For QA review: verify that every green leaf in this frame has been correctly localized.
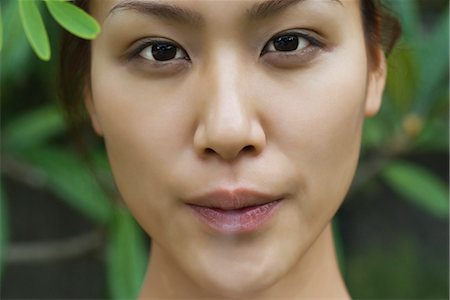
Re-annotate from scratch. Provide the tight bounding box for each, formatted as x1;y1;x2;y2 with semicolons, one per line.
22;146;114;224
382;160;449;219
45;0;100;39
19;0;50;61
107;209;147;299
0;179;9;281
3;105;66;151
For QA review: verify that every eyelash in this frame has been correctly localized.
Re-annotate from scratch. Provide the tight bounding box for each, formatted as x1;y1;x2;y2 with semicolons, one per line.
127;39;190;62
261;31;323;55
127;30;323;65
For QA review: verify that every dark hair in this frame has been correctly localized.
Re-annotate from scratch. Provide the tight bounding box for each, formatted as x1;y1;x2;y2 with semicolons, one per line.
58;0;91;156
58;0;401;151
361;0;402;68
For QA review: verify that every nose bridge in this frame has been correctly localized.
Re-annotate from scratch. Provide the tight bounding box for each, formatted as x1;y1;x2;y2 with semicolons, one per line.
194;46;265;161
206;49;247;133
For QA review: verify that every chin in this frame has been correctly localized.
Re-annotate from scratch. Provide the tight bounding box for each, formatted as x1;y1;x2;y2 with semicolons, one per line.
197;266;280;299
184;234;299;299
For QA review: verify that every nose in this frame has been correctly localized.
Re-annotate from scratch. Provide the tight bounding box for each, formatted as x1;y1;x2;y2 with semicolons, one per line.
193;55;266;162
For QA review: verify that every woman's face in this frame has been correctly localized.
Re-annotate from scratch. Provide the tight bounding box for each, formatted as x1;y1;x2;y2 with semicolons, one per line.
87;0;385;296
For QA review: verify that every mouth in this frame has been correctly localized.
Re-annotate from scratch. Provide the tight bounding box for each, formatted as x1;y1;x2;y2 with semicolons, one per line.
185;188;285;234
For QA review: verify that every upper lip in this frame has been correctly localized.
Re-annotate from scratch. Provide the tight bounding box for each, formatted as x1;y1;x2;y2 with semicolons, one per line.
184;188;284;210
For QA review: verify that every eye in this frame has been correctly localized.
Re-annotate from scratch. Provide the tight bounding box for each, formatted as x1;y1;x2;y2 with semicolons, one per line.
125;38;191;74
139;41;189;62
127;39;190;63
262;31;322;55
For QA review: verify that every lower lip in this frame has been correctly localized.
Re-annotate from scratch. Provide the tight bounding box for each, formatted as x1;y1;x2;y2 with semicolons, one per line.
188;200;282;234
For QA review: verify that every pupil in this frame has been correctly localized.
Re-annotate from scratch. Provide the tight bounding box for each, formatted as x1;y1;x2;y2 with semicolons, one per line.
152;43;177;61
274;35;299;51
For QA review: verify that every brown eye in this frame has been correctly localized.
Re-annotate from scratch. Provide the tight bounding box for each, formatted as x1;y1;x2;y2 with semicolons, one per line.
273;35;303;51
260;31;326;67
264;34;310;53
139;41;188;62
150;43;177;61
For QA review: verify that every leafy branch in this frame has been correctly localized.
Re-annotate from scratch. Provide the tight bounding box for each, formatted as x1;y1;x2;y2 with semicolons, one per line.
0;0;100;60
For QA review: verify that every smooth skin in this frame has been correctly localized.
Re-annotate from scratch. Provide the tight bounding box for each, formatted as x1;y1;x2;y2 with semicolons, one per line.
85;0;386;298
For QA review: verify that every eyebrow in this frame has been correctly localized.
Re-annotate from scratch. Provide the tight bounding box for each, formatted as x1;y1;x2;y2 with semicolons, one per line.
108;0;204;25
247;0;342;20
108;0;343;25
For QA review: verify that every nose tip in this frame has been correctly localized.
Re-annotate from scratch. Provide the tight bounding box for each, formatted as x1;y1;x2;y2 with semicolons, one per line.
194;121;266;162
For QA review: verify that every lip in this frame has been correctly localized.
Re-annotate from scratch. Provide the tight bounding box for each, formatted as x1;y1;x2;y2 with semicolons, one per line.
185;188;285;234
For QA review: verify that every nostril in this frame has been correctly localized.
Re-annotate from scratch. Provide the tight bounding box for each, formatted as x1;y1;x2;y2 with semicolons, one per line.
242;145;255;152
203;145;255;158
205;148;215;155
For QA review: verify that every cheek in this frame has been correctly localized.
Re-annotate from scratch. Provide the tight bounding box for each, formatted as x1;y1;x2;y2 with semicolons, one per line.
262;47;368;224
89;59;196;232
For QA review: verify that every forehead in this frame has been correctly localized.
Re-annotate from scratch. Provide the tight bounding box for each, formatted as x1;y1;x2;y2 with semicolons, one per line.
91;0;358;26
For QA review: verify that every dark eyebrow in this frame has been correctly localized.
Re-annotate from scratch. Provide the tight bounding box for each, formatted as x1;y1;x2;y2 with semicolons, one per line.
108;0;343;25
247;0;343;20
108;1;204;25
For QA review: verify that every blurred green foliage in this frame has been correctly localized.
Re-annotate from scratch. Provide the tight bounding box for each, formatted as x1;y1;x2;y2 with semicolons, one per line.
359;0;449;220
17;0;99;60
0;0;448;299
343;0;449;297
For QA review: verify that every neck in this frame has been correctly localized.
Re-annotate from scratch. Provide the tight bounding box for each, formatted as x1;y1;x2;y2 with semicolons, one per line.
139;223;350;299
